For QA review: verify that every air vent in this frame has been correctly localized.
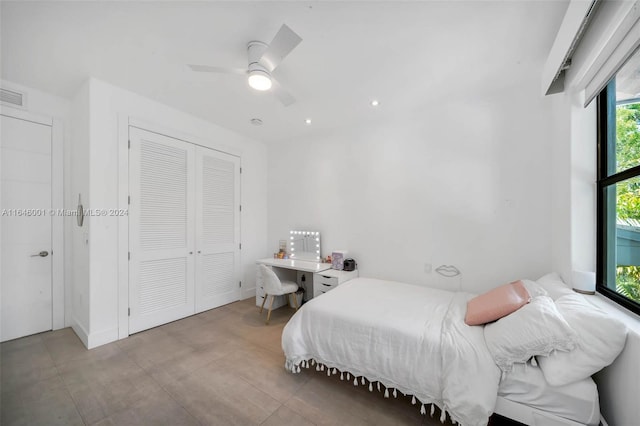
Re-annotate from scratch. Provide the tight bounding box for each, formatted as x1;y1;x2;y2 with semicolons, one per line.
1;88;26;108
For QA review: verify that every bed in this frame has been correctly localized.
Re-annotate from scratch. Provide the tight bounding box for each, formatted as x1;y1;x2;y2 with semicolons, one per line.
281;276;612;426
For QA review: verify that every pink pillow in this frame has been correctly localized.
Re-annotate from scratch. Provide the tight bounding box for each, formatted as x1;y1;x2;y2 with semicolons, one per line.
465;280;531;326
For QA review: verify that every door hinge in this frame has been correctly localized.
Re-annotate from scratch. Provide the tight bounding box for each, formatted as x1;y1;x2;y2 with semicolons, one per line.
239;243;242;250
240;167;242;174
239;281;242;288
128;252;131;260
128;307;130;316
239;205;242;212
128;195;130;205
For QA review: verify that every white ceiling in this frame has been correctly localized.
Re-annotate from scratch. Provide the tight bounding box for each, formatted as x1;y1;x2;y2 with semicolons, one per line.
1;1;569;143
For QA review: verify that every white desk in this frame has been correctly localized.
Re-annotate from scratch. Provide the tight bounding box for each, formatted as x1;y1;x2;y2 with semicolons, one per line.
255;258;332;309
256;258;332;273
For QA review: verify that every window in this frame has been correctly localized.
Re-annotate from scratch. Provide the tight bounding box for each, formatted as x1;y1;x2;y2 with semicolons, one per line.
597;48;640;314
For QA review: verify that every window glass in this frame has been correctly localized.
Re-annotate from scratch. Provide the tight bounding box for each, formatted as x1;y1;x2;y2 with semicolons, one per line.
603;178;640;304
598;47;640;313
612;50;640;173
615;104;640;173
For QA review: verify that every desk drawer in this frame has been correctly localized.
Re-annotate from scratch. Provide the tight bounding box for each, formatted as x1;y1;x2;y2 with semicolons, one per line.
316;274;339;286
316;280;338;291
313;280;337;298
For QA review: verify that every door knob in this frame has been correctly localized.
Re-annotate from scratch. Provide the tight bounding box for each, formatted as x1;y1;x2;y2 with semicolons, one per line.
31;251;49;257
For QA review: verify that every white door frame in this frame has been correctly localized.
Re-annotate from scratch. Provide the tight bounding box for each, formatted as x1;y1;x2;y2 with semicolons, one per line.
117;115;242;339
0;106;64;333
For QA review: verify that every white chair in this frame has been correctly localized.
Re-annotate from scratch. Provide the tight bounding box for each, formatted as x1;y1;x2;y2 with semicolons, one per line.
259;264;299;324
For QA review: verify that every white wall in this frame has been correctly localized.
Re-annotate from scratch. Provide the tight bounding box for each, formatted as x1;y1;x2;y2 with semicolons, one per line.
0;80;70;117
81;78;267;347
549;91;572;281
548;90;598;284
268;72;557;294
68;81;91;344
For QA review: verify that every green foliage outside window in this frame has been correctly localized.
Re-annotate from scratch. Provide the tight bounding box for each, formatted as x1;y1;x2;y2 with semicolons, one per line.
615;103;640;303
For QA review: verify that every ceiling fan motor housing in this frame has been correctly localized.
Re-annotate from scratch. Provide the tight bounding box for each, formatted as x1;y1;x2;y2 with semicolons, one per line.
247;41;269;75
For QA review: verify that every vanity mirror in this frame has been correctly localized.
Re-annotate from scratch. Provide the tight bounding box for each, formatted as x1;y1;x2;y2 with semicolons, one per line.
289;230;321;262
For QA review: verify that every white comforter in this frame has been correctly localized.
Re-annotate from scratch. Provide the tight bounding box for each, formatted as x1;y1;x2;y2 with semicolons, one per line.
282;277;501;426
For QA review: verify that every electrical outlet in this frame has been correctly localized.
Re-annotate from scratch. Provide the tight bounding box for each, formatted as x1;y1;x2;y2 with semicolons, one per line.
424;263;432;273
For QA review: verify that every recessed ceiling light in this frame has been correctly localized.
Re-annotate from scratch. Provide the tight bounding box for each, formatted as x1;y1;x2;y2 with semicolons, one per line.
250;118;263;126
305;118;312;125
370;100;380;107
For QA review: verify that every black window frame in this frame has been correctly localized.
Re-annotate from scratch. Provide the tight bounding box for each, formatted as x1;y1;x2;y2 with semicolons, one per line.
596;79;640;315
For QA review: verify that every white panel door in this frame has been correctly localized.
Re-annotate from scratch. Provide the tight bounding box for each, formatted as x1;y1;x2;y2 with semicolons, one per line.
1;114;52;342
129;127;195;333
195;147;241;313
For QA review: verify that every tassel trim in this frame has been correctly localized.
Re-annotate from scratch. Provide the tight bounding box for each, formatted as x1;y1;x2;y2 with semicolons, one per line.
284;356;449;420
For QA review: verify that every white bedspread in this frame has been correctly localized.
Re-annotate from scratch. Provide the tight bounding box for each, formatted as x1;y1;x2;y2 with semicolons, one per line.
282;277;501;426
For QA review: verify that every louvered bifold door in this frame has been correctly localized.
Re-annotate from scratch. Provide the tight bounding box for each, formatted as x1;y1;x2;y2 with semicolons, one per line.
129;127;196;333
195;146;241;313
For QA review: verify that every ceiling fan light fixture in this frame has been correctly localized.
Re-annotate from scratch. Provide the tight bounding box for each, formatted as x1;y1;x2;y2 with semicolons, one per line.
248;70;272;91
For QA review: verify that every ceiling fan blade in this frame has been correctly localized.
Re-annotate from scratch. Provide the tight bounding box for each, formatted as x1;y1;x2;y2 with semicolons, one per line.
260;24;302;72
272;79;296;107
188;64;246;75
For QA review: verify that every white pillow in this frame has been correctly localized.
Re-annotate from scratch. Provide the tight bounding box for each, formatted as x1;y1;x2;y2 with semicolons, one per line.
537;294;628;386
536;273;575;300
484;296;578;372
521;279;548;298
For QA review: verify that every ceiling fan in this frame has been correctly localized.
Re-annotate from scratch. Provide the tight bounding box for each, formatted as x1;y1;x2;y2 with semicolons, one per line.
188;24;302;106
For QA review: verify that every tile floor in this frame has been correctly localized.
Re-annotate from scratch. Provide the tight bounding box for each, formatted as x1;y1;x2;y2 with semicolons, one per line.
1;299;507;425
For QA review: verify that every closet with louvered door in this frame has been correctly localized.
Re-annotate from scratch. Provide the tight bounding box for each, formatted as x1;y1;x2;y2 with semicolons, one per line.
195;147;241;313
128;127;240;334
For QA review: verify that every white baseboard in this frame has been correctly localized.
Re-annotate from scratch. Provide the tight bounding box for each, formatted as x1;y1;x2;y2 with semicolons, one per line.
70;317;118;349
87;326;119;349
71;316;89;348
